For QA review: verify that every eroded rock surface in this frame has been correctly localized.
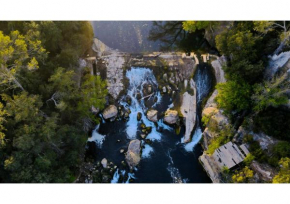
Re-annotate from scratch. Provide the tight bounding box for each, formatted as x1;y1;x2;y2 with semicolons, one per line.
181;79;196;143
164;110;178;125
211;56;226;84
102;105;118;120
125;139;141;168
146;109;158;122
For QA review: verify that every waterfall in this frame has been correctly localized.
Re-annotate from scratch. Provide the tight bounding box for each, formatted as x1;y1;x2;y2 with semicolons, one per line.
87;124;106;147
121;67;172;141
183;65;212;152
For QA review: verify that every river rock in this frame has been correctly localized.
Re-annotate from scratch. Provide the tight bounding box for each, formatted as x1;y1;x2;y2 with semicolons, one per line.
102;105;118;120
163;73;168;82
101;158;108;168
164;110;178;125
147;84;152;94
137;112;142;121
125;139;141;168
120;149;125;153
140;134;147;139
147;109;158;122
162;86;167;93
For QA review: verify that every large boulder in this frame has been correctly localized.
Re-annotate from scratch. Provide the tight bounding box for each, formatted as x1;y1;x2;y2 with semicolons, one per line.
147;109;158;122
125;139;141;168
164;110;178;125
102;105;118;120
202;107;218;118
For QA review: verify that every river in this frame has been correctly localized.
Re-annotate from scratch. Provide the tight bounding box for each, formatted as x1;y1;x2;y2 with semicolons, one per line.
86;21;213;183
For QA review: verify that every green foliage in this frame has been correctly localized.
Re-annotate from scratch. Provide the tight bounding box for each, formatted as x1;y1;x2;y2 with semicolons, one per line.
273;157;290;183
78;74;108;122
243;134;268;163
0;21;99;183
215;25;265;83
252;72;290;112
216;80;252;114
0;102;8;148
201;113;212;126
244;153;255;166
207;125;234;155
0;29;47;90
232;166;254;183
182;21;212;33
268;142;290;167
1;92;86;182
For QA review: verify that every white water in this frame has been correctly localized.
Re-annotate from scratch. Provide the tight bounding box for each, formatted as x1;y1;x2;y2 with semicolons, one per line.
195;68;210;103
166;150;188;183
111;169;120;183
181;67;210;152
183;126;202;152
87;124;106;147
122;68;171;141
142;144;154;159
99;113;106;124
125;173;136;183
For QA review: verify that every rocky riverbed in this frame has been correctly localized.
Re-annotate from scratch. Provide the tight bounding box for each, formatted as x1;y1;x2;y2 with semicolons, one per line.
80;38;219;183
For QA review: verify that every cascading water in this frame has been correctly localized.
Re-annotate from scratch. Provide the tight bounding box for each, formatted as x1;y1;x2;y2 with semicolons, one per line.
87;66;212;183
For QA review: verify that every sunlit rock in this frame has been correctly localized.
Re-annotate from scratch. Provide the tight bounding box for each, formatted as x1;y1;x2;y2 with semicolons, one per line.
102;105;118;120
125;139;141;169
164;110;178;125
146;109;158;122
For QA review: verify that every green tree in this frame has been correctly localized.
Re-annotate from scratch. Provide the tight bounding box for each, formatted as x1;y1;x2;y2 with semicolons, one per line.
273;157;290;183
216;80;252;114
78;74;108;123
2;92;86;182
0;29;47;91
215;29;264;83
0;102;8;147
182;21;214;33
254;21;290;55
252;72;289;112
232;166;254;183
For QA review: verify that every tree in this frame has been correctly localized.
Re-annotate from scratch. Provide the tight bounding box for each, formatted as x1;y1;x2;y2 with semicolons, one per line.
0;29;47;91
78;74;108;123
182;21;213;33
254;21;290;55
273;157;290;183
232;166;254;183
2;92;86;182
0;102;8;148
216;80;252;114
252;71;289;112
215;29;264;83
47;67;79;112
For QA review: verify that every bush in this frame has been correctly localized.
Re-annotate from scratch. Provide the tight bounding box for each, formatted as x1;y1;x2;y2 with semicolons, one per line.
207;125;234;155
216;80;252;115
244;153;255;166
232;166;254;183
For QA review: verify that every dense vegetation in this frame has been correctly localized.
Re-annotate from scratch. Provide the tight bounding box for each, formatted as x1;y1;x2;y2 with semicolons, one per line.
183;21;290;183
0;21;107;182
